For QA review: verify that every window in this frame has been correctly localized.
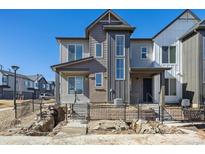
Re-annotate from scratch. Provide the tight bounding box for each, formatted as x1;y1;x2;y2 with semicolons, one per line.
115;35;125;80
141;47;148;59
2;76;7;85
95;43;103;58
165;78;176;96
116;58;125;80
46;84;50;90
68;44;83;62
42;84;46;89
35;82;38;88
68;76;83;94
162;46;176;64
95;73;103;87
116;35;125;56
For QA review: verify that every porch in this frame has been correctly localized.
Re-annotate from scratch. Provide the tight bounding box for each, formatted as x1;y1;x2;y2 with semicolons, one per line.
130;67;171;105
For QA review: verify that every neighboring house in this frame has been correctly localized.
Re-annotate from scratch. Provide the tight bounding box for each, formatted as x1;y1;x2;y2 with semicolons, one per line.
47;81;55;96
51;9;202;108
0;69;34;99
27;74;48;99
180;20;205;108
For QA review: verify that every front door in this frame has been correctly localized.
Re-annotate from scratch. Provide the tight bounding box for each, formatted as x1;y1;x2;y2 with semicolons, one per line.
143;78;152;102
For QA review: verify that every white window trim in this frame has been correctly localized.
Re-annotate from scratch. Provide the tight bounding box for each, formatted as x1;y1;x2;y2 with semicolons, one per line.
67;76;84;94
165;78;176;96
95;73;103;87
67;44;84;62
115;58;125;80
161;46;176;64
140;46;148;60
115;34;125;80
95;43;103;58
115;35;125;57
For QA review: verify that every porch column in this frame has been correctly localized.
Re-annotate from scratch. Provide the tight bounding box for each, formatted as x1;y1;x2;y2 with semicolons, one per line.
160;71;165;123
55;72;60;104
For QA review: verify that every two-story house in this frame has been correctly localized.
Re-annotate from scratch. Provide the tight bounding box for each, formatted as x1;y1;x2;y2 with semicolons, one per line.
0;68;34;99
51;9;202;107
27;74;51;99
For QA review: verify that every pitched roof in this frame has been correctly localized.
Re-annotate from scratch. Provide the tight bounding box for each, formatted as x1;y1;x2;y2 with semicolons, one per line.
27;74;44;82
180;20;205;40
153;9;201;39
85;9;134;37
0;69;32;80
51;56;94;72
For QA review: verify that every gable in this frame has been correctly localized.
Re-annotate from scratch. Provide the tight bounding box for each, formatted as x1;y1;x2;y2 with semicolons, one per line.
153;10;200;45
85;10;131;37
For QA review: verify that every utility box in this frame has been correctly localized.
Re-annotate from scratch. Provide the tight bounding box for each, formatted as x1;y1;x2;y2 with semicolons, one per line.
114;98;123;106
181;99;190;108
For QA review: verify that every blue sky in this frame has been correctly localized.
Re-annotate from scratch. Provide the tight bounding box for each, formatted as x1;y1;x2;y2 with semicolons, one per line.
0;9;205;81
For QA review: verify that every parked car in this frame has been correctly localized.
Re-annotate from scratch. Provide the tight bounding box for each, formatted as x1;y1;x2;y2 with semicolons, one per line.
39;93;52;100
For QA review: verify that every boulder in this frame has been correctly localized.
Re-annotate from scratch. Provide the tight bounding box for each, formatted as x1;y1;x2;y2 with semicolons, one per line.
89;120;129;131
130;120;185;134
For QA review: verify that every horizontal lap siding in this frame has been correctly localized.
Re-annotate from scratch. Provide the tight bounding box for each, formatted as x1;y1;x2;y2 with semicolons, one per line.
89;23;108;103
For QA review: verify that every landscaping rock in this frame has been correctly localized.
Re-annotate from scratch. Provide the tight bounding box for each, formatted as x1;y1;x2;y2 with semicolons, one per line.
130;120;185;134
89;120;129;131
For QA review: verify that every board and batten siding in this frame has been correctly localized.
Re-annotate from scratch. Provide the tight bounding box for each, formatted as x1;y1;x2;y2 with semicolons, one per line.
199;31;205;103
107;31;130;103
153;13;198;103
182;33;200;107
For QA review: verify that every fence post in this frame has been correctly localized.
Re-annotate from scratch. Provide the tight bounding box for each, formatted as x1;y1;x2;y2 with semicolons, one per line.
32;98;34;112
158;105;160;121
124;104;126;122
204;105;205;122
161;106;164;124
65;104;68;122
137;102;139;120
40;98;43;120
87;103;90;121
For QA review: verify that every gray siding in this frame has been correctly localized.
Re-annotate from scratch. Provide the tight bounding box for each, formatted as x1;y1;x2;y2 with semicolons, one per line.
130;40;153;67
198;31;205;103
107;31;130;103
182;33;200;106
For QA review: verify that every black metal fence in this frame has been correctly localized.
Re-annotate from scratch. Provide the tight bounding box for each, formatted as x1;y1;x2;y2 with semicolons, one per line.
68;103;205;123
16;99;55;118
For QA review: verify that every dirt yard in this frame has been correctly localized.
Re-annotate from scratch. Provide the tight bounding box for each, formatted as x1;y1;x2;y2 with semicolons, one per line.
0;133;205;145
1;103;205;145
0;99;55;109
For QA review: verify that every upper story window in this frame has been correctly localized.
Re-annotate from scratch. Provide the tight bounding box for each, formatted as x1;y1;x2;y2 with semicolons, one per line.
116;58;125;80
115;35;125;80
95;73;103;87
165;78;176;96
95;43;103;58
68;44;83;62
68;76;83;94
42;84;46;89
162;46;176;64
35;82;38;89
116;35;125;56
2;76;8;85
141;47;148;59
